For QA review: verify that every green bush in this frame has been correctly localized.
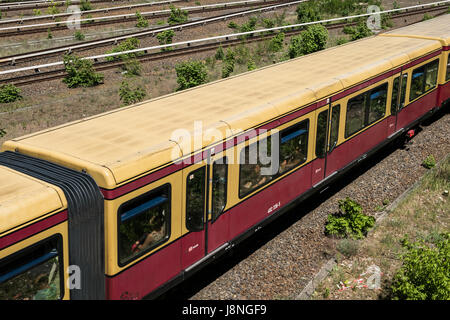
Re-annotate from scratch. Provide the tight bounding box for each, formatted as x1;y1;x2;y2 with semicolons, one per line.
221;49;235;78
106;38;142;61
215;46;224;60
62;54;104;88
122;59;142;76
47;28;53;39
156;29;175;51
0;84;22;103
269;32;285;52
422;155;436;169
296;2;321;23
79;0;92;11
299;24;328;55
74;30;85;41
168;5;188;25
247;58;256;71
325;197;375;239
33;9;42;16
175;60;208;91
343;21;373;41
135;11;149;28
46;2;60;15
119;81;146;105
287;35;303;59
391;233;450;300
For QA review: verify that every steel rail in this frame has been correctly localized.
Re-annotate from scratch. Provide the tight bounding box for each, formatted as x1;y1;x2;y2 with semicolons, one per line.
0;0;143;12
1;2;448;85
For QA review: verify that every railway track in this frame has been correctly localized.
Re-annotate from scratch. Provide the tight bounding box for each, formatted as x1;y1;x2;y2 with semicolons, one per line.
0;2;448;86
0;0;184;26
0;0;146;12
0;0;293;37
0;0;304;66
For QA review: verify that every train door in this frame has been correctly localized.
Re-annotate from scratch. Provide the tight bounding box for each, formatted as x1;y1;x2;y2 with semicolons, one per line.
181;162;207;269
206;153;229;254
389;71;408;135
311;104;329;186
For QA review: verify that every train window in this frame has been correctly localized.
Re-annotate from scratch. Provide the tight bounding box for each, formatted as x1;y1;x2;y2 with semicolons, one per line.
391;76;400;115
345;83;388;138
212;157;228;221
329;105;340;151
410;59;439;101
316;110;328;158
118;185;170;265
447;53;450;81
400;74;408;109
345;92;366;138
239;136;274;198
279;119;309;174
186;167;206;232
368;83;387;124
0;235;63;300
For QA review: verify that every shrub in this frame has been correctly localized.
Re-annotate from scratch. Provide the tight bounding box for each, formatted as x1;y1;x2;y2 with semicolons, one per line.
337;238;360;258
122;59;142;76
296;2;321;23
168;5;188;25
62;54;104;88
325;197;375;239
46;2;60;15
0;84;22;103
336;37;348;45
343;21;373;41
79;0;92;11
422;155;436;169
247;58;256;71
0;128;6;138
269;32;285;52
299;24;328;55
175;60;208;91
47;28;53;39
135;11;149;28
261;18;275;29
423;13;433;21
156;29;175;51
74;30;85;41
287;35;303;59
33;9;42;16
391;233;450;300
215;46;224;60
106;38;142;61
221;49;235;78
119;81;146;105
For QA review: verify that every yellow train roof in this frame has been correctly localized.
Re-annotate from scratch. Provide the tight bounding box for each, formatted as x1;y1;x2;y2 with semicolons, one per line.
381;14;450;45
1;28;443;189
0;166;67;235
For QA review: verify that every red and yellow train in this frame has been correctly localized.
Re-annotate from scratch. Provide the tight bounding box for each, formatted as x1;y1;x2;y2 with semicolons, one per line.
0;15;449;300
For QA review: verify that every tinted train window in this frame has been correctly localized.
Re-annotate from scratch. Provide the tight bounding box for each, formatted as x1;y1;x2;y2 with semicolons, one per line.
279;120;309;174
447;53;450;81
186;167;206;231
329;105;340;150
410;59;439;101
118;185;170;265
239;136;274;198
212;157;228;221
368;83;387;124
400;74;408;109
391;76;400;115
345;92;366;137
0;235;63;300
316;110;328;158
345;83;387;138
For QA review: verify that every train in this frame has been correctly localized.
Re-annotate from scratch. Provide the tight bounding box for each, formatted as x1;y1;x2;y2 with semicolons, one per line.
0;14;449;300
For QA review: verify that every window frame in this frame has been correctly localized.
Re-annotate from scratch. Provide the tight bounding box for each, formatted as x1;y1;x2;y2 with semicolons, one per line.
0;234;64;300
409;58;440;102
117;183;172;267
279;119;310;170
185;166;206;232
345;82;388;139
211;156;228;222
329;104;340;152
446;52;450;82
316;110;329;159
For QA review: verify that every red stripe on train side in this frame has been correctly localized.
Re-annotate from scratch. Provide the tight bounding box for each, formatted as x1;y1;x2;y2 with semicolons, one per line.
404;49;442;69
0;210;68;250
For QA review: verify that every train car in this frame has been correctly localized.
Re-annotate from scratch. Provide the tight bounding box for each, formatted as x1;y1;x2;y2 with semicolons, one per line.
1;15;449;300
381;14;450;116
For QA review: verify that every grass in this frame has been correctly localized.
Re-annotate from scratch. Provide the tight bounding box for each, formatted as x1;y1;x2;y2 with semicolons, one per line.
312;154;450;300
